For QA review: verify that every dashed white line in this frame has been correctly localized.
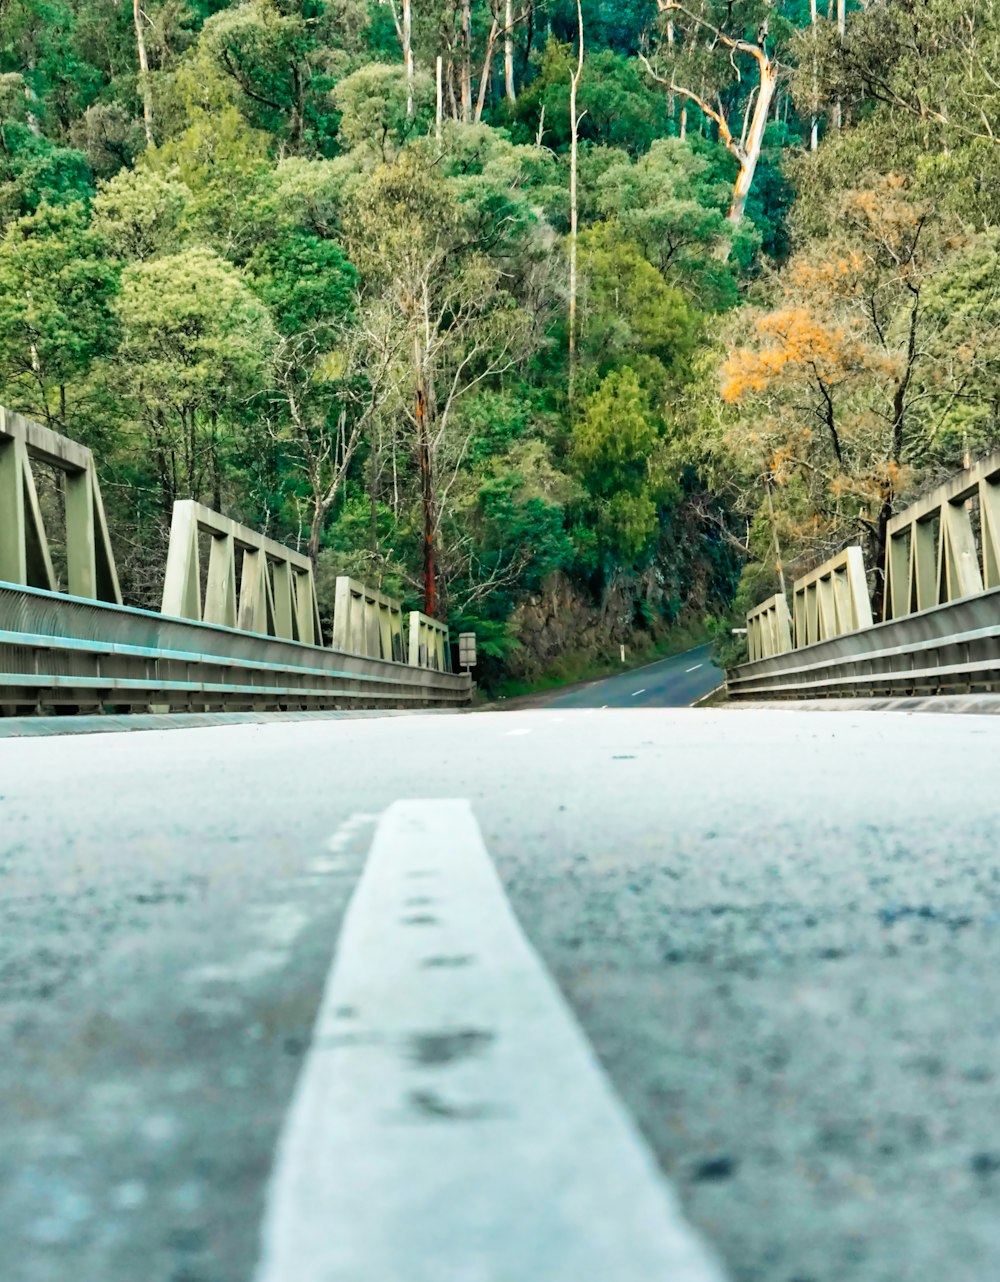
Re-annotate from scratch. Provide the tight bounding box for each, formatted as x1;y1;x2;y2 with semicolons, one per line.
631;689;646;697
254;800;727;1282
686;663;704;673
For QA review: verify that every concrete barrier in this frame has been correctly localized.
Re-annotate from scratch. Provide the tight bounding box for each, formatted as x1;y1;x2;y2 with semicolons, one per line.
792;545;873;647
0;407;121;604
408;611;451;672
161;500;323;645
884;451;1000;621
331;577;405;662
746;593;792;661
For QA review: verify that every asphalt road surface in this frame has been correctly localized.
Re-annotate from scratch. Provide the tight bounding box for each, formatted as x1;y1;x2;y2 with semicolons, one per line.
544;643;723;708
3;707;1000;1282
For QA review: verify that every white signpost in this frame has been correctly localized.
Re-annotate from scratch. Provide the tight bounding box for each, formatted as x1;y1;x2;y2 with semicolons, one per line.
458;632;477;672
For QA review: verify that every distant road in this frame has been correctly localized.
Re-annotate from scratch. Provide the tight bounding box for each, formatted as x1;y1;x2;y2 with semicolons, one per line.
543;642;723;708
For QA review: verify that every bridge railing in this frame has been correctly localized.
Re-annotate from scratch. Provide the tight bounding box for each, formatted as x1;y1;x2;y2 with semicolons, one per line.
0;583;470;714
792;546;873;648
408;611;452;672
0;409;471;713
746;593;792;662
331;577;406;663
731;452;1000;701
0;407;121;604
161;500;323;646
884;451;1000;621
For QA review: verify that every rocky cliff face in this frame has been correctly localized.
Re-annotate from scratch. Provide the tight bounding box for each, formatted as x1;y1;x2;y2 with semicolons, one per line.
505;573;647;680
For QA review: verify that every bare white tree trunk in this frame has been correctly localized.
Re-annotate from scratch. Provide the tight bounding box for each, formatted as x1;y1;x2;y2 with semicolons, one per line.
460;0;472;123
641;4;777;229
436;55;443;138
403;0;414;117
727;56;777;222
833;0;845;129
568;0;584;401
133;0;154;145
504;0;517;101
810;0;819;150
475;19;501;121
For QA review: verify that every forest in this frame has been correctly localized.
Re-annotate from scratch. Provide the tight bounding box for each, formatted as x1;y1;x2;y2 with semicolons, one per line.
1;0;998;683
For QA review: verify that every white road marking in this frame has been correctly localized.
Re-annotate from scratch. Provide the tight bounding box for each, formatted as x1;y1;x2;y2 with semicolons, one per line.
254;800;726;1282
601;704;608;709
631;688;646;697
686;663;704;673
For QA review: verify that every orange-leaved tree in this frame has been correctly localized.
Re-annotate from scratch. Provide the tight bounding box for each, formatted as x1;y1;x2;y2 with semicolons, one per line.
719;176;979;616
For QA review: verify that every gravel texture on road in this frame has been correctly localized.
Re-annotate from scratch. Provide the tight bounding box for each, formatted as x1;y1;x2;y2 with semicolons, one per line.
2;709;999;1282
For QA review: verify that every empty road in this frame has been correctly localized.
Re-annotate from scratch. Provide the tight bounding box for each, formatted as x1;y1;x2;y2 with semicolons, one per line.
544;643;723;708
3;706;1000;1282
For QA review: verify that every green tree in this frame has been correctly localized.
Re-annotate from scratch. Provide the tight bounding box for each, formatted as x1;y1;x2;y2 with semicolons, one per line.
113;245;277;509
0;201;117;422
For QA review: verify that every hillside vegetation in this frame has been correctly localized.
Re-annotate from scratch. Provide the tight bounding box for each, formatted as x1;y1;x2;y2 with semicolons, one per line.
1;0;996;680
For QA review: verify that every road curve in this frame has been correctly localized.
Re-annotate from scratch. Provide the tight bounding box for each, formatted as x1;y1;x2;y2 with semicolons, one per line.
543;642;723;708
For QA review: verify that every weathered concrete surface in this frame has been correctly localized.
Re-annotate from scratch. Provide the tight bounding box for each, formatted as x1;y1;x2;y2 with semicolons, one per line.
2;709;1000;1281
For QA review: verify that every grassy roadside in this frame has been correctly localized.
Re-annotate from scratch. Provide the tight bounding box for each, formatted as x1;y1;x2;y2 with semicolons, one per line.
485;617;718;703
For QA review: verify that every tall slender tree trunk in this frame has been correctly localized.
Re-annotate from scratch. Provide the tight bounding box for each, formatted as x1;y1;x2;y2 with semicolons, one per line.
810;0;819;150
504;0;517;101
833;0;845;130
475;20;500;121
436;55;443;138
460;0;472;123
727;56;777;223
414;336;436;616
402;0;414;117
764;476;786;598
133;0;154;146
568;0;584;401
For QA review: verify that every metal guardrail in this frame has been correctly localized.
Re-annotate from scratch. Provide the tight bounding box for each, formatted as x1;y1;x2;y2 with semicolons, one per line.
0;583;472;714
746;593;792;661
728;588;1000;701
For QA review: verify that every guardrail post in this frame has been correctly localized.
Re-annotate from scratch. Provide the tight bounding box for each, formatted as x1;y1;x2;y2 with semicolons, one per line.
0;432;27;585
332;577;404;660
205;531;238;629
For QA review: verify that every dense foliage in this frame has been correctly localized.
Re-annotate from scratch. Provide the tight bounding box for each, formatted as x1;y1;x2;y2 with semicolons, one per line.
2;0;993;679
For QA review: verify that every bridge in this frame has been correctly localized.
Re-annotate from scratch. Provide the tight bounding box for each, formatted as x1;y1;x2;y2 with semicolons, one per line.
2;409;998;1282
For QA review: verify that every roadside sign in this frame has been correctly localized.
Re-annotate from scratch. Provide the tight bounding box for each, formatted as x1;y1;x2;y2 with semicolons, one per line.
458;632;477;670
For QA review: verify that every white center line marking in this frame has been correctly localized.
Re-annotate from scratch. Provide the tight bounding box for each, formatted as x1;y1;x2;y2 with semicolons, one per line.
254;801;726;1282
631;689;646;697
686;663;704;673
